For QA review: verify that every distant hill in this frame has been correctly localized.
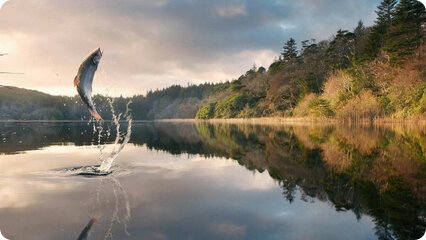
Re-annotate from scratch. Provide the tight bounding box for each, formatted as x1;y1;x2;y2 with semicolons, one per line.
0;85;85;120
0;84;225;120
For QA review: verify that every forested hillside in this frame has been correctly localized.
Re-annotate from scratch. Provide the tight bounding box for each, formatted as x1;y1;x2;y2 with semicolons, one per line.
195;0;426;120
0;84;225;120
0;0;425;121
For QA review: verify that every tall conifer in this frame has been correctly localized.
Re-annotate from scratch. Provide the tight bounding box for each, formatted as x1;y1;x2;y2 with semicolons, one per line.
385;0;426;62
362;0;397;60
282;38;298;62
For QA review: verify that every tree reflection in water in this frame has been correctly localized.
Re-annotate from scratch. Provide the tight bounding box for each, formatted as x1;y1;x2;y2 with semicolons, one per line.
0;122;424;240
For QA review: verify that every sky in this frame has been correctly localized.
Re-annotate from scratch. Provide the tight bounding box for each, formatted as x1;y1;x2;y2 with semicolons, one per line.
0;0;383;97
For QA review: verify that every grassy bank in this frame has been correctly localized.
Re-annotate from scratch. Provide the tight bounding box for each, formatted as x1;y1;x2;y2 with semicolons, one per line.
158;116;426;126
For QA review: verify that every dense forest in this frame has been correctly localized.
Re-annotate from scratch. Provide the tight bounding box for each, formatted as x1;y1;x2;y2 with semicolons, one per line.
0;0;425;121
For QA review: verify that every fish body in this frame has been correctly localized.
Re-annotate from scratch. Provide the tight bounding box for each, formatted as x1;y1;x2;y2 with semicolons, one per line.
77;218;97;240
74;48;103;119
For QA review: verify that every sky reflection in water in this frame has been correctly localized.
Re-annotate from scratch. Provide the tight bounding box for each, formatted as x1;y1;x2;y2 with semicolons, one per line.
0;122;424;240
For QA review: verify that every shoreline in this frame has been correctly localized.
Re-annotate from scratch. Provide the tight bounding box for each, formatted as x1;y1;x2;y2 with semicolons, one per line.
157;117;426;126
1;117;425;126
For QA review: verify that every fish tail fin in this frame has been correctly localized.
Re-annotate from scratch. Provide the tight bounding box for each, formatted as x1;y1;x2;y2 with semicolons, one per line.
89;109;102;120
74;76;78;87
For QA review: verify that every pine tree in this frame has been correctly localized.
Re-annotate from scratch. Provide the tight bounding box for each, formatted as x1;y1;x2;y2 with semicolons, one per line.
375;0;397;28
354;20;367;59
410;0;426;49
385;0;426;63
362;25;385;61
325;29;355;69
354;20;365;35
362;0;397;60
282;38;298;62
301;39;316;54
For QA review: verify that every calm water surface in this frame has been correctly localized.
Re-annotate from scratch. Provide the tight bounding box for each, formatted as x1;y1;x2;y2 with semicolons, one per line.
0;122;424;240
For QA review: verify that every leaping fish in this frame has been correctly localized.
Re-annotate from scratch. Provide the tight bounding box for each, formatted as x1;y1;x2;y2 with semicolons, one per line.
74;48;103;120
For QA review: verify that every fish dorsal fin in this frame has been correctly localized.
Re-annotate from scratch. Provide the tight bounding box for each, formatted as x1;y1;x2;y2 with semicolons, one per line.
74;76;78;87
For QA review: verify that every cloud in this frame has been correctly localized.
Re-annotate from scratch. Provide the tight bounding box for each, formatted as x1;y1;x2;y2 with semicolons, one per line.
215;3;247;18
0;178;80;209
209;221;247;237
0;0;381;96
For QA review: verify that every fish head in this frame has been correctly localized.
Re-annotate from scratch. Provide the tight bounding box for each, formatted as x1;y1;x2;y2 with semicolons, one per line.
92;47;103;65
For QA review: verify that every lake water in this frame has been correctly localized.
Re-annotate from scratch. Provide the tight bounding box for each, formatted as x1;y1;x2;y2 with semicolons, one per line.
0;122;424;240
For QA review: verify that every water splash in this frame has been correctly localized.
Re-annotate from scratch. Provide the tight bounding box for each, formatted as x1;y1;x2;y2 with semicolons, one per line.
97;99;132;173
57;98;132;176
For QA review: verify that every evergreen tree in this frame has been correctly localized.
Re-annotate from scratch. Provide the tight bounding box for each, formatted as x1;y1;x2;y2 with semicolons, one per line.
301;39;317;54
362;0;397;60
375;0;397;28
354;20;368;59
282;38;298;62
325;29;355;69
354;20;365;35
410;0;426;49
362;25;385;61
385;0;426;62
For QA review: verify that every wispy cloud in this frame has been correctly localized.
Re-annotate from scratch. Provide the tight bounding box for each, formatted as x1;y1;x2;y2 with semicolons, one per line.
0;0;381;96
215;3;247;18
